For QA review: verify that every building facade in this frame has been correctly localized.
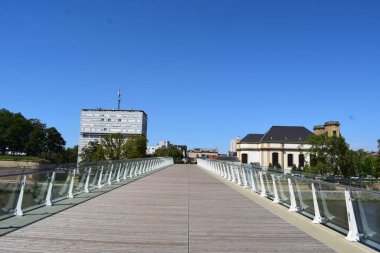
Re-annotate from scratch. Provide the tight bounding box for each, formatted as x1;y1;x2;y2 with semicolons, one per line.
237;126;313;172
188;148;218;159
313;121;341;137
78;109;148;158
229;136;241;156
237;122;341;172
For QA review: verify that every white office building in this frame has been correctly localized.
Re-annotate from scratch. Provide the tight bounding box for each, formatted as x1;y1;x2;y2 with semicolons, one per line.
78;109;148;158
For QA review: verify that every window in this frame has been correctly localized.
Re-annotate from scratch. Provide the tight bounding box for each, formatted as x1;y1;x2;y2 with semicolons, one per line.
288;154;294;167
118;119;121;122
333;131;337;136
241;153;248;164
108;119;111;122
272;152;279;167
299;154;305;168
101;118;104;122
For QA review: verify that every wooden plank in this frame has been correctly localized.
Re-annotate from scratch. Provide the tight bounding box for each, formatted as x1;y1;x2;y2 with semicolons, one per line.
0;165;335;253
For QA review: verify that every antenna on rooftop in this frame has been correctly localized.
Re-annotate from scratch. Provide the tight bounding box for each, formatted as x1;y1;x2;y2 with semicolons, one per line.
117;89;121;110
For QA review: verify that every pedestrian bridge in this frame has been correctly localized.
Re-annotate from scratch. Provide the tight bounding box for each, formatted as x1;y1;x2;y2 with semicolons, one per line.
0;158;378;252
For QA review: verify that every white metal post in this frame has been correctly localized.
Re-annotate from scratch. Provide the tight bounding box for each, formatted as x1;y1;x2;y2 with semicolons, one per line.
68;169;76;199
249;170;257;192
134;162;139;177
84;167;91;193
116;164;121;182
311;183;324;224
259;172;267;197
271;174;280;204
123;163;128;180
288;178;298;212
242;167;248;188
98;166;103;189
14;175;27;216
108;164;113;185
45;172;56;206
345;189;360;242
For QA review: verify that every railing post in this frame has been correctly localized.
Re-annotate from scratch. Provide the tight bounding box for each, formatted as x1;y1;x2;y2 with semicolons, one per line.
129;163;135;177
98;166;103;188
45;172;56;206
68;169;76;199
14;175;27;216
271;174;280;204
236;166;242;185
134;162;139;177
123;162;128;180
242;167;248;188
288;178;298;212
108;164;113;185
345;189;360;242
259;171;267;197
249;169;257;192
231;165;236;182
84;167;92;193
311;183;324;224
116;164;121;182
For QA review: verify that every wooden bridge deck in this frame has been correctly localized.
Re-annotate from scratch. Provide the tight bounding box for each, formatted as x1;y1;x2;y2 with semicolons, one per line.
0;165;335;252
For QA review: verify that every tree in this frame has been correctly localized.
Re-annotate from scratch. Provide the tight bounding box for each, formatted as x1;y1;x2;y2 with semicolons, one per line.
26;119;46;156
124;136;147;159
154;146;183;164
375;139;380;179
101;133;128;160
80;140;105;162
307;134;351;177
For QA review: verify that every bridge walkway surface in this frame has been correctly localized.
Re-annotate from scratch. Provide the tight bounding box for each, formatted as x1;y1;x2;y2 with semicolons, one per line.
0;165;370;252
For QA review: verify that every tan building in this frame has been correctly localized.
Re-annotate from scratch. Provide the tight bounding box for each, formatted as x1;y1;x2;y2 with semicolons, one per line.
313;121;341;137
237;126;313;172
188;148;218;159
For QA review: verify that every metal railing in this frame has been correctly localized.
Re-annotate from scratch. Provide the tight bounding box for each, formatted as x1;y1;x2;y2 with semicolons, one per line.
0;157;173;220
197;158;380;251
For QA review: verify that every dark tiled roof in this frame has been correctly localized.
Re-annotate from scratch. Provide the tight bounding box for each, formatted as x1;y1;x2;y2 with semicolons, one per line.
240;134;264;143
261;126;313;143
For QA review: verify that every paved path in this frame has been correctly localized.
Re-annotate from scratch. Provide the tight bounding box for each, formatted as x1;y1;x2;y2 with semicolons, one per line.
0;165;335;252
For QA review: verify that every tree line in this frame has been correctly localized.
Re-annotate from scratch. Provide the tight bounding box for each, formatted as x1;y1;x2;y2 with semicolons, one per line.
0;109;77;163
306;134;380;179
80;133;184;163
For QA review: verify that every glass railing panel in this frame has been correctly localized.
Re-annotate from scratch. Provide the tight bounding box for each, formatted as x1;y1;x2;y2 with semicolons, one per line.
73;167;86;194
263;172;273;198
294;178;314;218
352;190;380;249
0;175;22;220
318;183;348;234
253;171;262;192
277;175;290;207
88;166;100;190
102;167;110;185
21;172;50;211
51;169;70;201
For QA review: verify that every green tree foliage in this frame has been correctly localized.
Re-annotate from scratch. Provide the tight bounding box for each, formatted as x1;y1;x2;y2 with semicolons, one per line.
101;133;127;160
124;136;147;159
0;108;71;163
307;134;351;177
307;134;380;178
80;140;105;162
154;146;183;164
80;135;147;162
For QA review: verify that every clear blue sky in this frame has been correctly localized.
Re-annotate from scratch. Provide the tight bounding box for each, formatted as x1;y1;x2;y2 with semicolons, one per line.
1;0;379;153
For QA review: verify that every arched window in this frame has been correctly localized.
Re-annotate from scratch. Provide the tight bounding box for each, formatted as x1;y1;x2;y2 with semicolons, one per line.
287;154;294;167
241;153;248;164
299;154;305;168
272;152;279;166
